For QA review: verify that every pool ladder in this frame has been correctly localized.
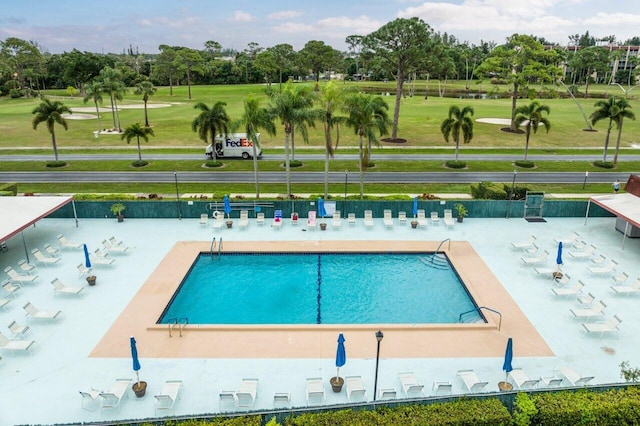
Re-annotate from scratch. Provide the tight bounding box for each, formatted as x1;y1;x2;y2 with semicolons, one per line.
210;236;223;259
419;238;451;270
168;317;189;337
458;307;502;330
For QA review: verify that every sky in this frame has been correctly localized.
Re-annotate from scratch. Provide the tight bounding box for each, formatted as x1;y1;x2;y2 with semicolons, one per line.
2;0;640;54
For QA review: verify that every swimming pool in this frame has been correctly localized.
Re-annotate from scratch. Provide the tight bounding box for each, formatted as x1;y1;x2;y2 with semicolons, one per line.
159;252;482;325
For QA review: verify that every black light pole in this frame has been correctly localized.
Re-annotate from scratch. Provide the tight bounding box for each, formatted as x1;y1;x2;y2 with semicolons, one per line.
373;330;384;401
344;170;348;212
506;169;517;219
582;170;589;189
174;171;182;220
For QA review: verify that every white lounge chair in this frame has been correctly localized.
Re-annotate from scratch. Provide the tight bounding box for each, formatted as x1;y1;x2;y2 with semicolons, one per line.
398;372;424;397
8;320;29;338
432;381;453;395
17;259;37;275
512;235;536;250
290;212;299;226
219;390;237;411
570;300;606;320
383;209;393;228
100;378;132;410
569;245;596;259
272;210;283;228
212;214;225;230
273;392;291;408
43;243;60;257
238;210;249;229
611;278;640;295
109;236;125;247
199;213;209;225
0;298;11;311
236;378;258;409
57;234;82;249
23;302;63;321
332;211;342;229
31;248;61;266
256;212;265;226
102;239;129;253
443;209;455;228
305;377;325;406
306;211;317;230
508;368;539;389
79;388;102;411
345;376;367;402
534;267;557;278
416;209;428;228
582;315;622;337
551;280;585;297
378;388;397;400
521;250;549;265
4;266;38;284
51;278;84;296
540;376;563;388
2;281;21;298
588;260;617;275
77;263;93;278
556;366;594;386
398;211;407;224
364;210;374;228
554;232;580;244
576;292;596;307
457;369;488;392
154;380;183;415
430;211;440;225
347;213;356;226
590;254;607;265
0;331;37;354
90;254;115;266
611;272;629;285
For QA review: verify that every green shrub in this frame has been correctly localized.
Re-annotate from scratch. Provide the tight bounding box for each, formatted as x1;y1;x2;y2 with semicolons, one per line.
515;160;535;168
46;161;67;168
471;181;508;200
446;160;467;169
173;417;261;426
0;182;18;195
131;160;149;167
594;160;614;169
73;193;136;201
0;190;13;197
205;160;224;168
290;160;303;168
514;392;538;426
9;89;24;98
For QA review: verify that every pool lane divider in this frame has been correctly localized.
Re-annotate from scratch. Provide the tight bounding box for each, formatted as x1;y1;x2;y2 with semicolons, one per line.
317;254;322;324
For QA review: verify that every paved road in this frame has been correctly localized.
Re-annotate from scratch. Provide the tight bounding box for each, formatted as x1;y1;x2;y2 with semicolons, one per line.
0;170;631;184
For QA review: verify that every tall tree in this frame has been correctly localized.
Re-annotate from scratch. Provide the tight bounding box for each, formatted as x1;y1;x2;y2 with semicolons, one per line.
268;82;317;197
174;48;204;100
155;45;178;95
1;37;43;96
589;96;634;163
345;35;365;80
191;101;230;162
98;66;125;130
611;99;636;166
513;101;551;161
298;40;340;83
343;92;391;198
31;97;71;161
363;17;434;140
268;43;294;91
82;80;104;134
134;80;157;127
121;122;154;163
567;46;609;96
233;96;276;198
476;34;561;132
440;105;474;162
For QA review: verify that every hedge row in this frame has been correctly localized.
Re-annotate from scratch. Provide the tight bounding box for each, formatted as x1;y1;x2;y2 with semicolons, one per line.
0;182;17;196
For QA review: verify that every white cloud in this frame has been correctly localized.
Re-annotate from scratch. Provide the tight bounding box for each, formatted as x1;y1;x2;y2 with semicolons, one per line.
317;15;382;34
272;22;315;34
229;11;253;23
268;10;303;20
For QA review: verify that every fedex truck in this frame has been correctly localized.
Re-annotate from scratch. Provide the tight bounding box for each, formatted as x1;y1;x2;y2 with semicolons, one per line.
205;133;262;160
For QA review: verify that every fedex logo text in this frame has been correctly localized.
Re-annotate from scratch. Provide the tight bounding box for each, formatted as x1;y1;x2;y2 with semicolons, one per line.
225;138;253;148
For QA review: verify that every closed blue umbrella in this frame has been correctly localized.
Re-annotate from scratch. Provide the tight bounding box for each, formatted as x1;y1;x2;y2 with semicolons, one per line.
335;333;346;379
503;337;513;383
413;197;418;218
556;242;563;271
83;244;91;268
130;336;141;386
223;195;231;219
318;197;327;218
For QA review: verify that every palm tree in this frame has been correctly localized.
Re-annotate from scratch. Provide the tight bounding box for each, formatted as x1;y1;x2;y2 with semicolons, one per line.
513;101;550;161
134;81;157;127
318;81;351;198
611;99;635;167
343;92;391;199
268;82;316;198
233;96;276;198
31;97;71;161
99;66;126;130
191;101;231;162
440;105;475;162
121;122;154;162
82;80;103;134
590;96;628;163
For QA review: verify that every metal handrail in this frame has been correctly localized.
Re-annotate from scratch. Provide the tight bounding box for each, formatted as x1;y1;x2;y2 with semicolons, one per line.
210;236;216;259
431;238;451;264
217;238;223;259
168;318;177;337
458;306;502;331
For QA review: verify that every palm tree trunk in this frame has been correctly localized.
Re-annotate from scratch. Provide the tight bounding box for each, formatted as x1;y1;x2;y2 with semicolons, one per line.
51;133;59;161
109;95;116;128
169;74;173;96
524;126;531;161
136;136;142;161
210;134;217;162
359;134;364;199
252;145;260;198
323;122;331;198
603;121;613;162
284;133;291;198
455;137;460;161
144;100;149;127
510;82;519;132
187;69;192;100
94;101;101;134
291;127;296;161
613;118;624;166
392;68;404;140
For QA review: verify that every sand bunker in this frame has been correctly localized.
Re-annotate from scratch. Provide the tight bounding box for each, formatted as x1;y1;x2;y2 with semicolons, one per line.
61;113;96;120
72;103;171;113
476;118;511;125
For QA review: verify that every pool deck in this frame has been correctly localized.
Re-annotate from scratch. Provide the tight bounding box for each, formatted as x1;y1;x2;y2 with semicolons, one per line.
1;215;639;425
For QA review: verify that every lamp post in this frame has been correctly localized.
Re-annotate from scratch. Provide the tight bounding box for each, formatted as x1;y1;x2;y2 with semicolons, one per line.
506;169;518;219
582;171;589;189
344;170;348;212
174;171;182;220
373;330;384;401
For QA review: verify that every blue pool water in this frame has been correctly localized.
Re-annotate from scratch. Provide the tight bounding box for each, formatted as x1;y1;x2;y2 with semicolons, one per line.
159;253;482;325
